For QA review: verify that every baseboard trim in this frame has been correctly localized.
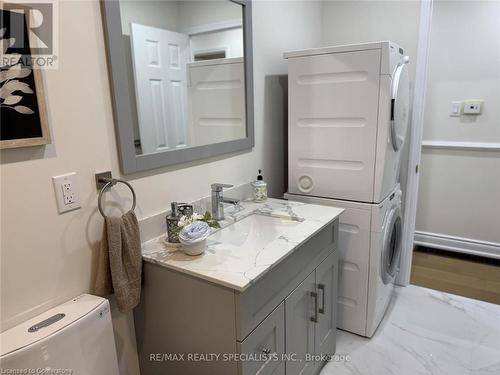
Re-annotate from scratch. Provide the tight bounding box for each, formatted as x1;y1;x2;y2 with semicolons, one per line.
414;231;500;260
421;140;500;152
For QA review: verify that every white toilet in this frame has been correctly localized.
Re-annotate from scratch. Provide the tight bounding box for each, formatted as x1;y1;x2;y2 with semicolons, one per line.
0;294;119;374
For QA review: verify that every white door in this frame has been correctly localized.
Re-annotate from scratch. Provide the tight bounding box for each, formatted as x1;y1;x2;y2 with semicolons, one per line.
130;23;189;154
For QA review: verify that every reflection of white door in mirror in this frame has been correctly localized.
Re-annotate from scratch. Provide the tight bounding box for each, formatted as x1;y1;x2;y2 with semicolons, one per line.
130;23;189;154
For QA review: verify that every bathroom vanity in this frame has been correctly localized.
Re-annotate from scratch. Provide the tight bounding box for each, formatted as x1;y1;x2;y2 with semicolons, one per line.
135;199;343;375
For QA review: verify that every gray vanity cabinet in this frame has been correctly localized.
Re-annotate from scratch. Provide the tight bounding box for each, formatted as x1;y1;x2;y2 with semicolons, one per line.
314;252;338;360
285;251;338;375
238;302;286;375
285;272;316;375
135;218;339;375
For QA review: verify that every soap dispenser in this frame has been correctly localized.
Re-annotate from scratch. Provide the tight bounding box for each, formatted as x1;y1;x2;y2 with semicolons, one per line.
166;202;180;243
252;170;267;202
166;202;194;243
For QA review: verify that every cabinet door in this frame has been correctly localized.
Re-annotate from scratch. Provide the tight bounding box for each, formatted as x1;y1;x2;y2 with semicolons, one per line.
285;271;316;375
315;251;338;358
238;302;285;375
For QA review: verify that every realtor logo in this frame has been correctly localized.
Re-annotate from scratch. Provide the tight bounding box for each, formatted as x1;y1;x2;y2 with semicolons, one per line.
1;1;58;68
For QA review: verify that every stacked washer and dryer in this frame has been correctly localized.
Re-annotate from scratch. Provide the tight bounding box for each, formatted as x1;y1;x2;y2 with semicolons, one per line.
284;41;410;337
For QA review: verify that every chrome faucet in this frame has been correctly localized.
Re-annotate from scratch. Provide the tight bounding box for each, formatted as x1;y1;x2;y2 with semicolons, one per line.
211;183;240;220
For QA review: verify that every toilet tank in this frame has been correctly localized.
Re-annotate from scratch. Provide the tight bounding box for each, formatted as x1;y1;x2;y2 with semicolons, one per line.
0;294;119;375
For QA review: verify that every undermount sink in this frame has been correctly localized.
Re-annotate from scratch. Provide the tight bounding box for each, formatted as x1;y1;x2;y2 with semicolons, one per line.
209;214;301;251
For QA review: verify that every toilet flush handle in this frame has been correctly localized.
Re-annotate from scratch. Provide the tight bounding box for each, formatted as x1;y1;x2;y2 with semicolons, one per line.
28;313;66;333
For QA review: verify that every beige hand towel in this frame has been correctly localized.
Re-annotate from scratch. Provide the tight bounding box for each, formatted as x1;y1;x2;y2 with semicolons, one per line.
94;210;142;313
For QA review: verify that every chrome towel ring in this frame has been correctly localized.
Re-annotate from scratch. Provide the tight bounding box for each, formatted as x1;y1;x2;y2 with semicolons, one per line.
97;177;136;218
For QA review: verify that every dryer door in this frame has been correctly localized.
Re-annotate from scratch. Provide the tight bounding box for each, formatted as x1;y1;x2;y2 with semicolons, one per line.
390;58;410;151
381;206;402;284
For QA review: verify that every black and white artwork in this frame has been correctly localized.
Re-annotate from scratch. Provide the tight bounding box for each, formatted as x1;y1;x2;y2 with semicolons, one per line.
0;8;50;149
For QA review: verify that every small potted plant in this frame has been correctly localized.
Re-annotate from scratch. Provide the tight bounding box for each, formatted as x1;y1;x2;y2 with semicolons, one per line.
174;212;220;256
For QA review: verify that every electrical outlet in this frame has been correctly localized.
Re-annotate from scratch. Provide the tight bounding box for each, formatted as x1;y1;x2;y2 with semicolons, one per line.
462;100;483;115
62;181;75;204
52;173;81;213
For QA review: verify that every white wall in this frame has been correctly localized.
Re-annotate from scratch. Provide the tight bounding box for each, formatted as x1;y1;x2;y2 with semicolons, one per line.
421;1;500;143
177;1;244;59
0;1;322;374
190;28;244;58
417;149;500;243
177;0;242;31
415;0;500;245
320;0;421;87
119;0;180;35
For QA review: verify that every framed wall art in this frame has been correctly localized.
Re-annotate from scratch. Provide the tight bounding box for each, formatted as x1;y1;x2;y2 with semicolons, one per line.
0;6;50;149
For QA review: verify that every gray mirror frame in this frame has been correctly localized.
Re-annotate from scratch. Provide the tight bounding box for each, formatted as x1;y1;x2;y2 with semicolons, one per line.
101;0;254;174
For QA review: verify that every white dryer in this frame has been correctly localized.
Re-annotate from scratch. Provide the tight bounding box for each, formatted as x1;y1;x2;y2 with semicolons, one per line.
285;41;410;204
285;185;403;337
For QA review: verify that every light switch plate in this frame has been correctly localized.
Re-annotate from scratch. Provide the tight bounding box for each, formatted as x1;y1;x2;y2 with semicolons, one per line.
450;101;462;117
52;173;81;213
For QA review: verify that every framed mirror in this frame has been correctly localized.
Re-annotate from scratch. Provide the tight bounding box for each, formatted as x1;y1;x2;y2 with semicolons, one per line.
101;0;253;173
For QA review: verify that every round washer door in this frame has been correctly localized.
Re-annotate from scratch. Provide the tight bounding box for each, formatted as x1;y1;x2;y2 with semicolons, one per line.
381;206;403;284
390;60;410;151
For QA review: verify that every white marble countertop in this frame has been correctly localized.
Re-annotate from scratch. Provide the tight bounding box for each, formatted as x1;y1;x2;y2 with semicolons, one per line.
141;198;343;291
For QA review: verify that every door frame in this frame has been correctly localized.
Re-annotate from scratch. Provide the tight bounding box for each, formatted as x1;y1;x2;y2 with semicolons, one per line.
397;0;434;286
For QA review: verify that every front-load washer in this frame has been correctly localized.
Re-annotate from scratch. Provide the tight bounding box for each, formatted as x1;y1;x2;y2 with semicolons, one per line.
285;41;410;204
285;184;403;337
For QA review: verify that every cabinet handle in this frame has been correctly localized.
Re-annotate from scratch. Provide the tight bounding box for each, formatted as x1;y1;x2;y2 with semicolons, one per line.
310;291;318;323
318;284;325;314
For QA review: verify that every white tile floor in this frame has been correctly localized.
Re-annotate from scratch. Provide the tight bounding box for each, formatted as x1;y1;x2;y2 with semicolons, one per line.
321;285;500;375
